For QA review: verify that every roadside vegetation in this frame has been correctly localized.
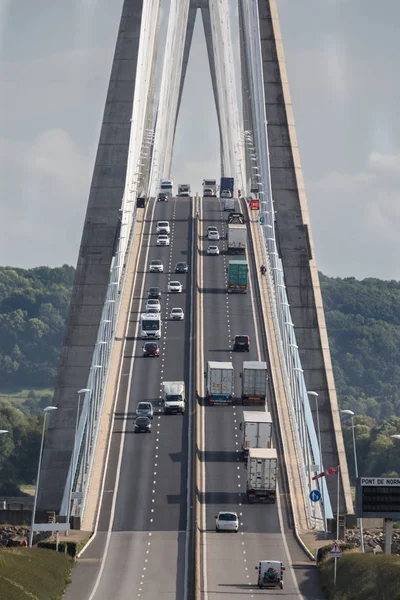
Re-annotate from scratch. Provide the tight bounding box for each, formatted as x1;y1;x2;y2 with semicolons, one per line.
318;550;400;600
0;547;72;599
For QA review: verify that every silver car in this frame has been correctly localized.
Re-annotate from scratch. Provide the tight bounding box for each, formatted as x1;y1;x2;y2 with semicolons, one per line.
136;401;154;420
207;245;220;256
170;308;184;320
215;511;239;532
149;260;163;273
157;235;170;246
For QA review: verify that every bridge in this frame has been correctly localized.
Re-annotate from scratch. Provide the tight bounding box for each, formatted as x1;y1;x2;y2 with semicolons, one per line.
36;0;353;597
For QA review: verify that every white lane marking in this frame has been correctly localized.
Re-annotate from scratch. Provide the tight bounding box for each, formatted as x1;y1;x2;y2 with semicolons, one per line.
88;199;157;600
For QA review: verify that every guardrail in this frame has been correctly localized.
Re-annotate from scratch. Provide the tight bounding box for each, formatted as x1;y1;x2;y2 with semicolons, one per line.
240;0;333;526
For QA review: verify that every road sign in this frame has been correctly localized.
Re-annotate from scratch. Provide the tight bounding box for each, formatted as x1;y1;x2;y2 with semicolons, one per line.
259;216;264;225
329;542;342;558
356;476;400;519
309;489;321;502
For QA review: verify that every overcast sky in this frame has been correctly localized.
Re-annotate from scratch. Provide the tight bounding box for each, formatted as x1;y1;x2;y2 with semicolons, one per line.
1;0;399;279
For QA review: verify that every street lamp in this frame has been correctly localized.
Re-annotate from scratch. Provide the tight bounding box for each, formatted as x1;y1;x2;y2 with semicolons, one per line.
67;389;91;531
29;406;58;547
0;430;8;435
340;409;364;552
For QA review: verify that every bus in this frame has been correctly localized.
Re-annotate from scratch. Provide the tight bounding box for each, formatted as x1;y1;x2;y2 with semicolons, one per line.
140;313;161;339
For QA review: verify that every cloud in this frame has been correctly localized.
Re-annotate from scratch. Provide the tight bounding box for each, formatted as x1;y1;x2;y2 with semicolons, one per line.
307;152;400;279
0;129;92;268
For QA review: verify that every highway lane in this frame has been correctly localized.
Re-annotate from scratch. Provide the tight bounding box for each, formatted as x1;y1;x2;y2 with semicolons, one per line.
65;197;194;600
198;196;303;598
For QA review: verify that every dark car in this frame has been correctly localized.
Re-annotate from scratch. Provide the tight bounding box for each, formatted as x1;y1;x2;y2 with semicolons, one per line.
134;416;152;433
157;193;168;202
175;262;188;273
232;335;250;352
142;342;160;357
148;287;161;299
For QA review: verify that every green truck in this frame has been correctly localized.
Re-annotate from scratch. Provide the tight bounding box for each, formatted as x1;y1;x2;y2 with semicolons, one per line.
227;260;248;293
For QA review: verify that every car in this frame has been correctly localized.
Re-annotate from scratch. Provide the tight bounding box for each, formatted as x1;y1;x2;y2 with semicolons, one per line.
142;342;160;357
215;511;239;532
147;287;161;299
133;416;152;433
157;193;168;202
170;308;184;320
175;262;188;273
156;221;171;234
208;230;220;241
232;334;250;352
203;187;214;197
207;245;220;256
145;299;161;312
157;234;170;246
168;281;183;293
207;226;218;234
149;260;163;273
136;401;154;419
221;189;232;198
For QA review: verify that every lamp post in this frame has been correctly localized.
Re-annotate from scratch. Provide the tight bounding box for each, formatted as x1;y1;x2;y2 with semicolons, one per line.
0;430;8;435
308;391;327;537
67;389;91;532
340;409;364;552
29;406;58;547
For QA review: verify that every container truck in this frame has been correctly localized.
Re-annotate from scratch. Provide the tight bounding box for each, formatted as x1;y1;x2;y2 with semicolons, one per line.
241;361;268;405
202;179;217;197
227;212;245;225
206;361;234;404
177;184;190;196
220;177;234;197
227;260;248;293
227;224;247;254
240;411;273;457
223;198;235;211
159;179;174;197
246;448;278;503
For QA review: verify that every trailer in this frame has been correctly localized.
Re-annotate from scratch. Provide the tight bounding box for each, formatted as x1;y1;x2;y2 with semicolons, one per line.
227;260;248;293
241;361;268;405
240;411;273;458
206;361;234;404
227;224;247;254
246;448;277;503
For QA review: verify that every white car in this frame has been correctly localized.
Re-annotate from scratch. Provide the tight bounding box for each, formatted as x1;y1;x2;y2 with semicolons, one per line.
168;281;183;293
156;221;171;234
207;245;220;256
208;230;220;241
170;308;184;320
215;511;239;533
149;260;163;273
157;235;170;246
203;187;214;197
145;299;161;312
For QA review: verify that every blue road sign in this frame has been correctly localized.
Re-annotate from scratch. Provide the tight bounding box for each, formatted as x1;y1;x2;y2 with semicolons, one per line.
259;216;264;225
310;489;321;502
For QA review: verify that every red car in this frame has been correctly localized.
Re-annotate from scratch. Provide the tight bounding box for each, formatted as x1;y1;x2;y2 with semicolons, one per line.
142;342;160;357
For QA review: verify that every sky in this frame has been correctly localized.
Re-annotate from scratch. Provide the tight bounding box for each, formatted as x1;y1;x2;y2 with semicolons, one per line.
0;0;399;279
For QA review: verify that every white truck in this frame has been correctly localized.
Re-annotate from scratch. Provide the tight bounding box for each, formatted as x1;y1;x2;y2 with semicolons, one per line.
241;361;268;405
159;179;174;197
162;381;185;414
206;361;234;404
178;184;190;196
246;448;278;503
240;411;273;458
227;223;247;254
223;198;235;211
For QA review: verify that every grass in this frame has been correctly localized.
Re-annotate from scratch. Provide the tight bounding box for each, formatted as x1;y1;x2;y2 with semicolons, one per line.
0;547;72;600
319;552;400;600
0;387;53;407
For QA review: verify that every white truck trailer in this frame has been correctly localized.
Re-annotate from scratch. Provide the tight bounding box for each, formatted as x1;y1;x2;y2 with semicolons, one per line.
206;361;234;404
246;448;278;503
240;411;273;458
227;223;247;254
241;361;268;405
223;198;235;211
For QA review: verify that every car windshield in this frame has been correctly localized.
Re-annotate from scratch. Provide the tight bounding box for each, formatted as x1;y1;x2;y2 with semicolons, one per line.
151;261;161;265
144;343;158;350
138;403;151;409
149;289;159;294
158;234;168;238
219;513;237;521
235;336;248;344
136;417;149;425
147;299;158;305
158;222;168;226
176;263;186;268
170;282;180;286
142;319;160;331
172;309;181;314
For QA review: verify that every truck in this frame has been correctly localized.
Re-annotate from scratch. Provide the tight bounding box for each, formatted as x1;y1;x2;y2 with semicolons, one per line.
202;179;217;197
162;381;185;414
241;361;268;405
206;361;234;404
246;448;278;503
223;198;235;211
227;212;245;225
240;411;273;457
159;179;174;197
220;177;234;197
177;184;190;196
227;224;247;254
227;260;248;293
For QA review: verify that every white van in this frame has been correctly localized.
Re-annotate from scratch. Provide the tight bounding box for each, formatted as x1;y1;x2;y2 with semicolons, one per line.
162;381;185;414
255;560;285;590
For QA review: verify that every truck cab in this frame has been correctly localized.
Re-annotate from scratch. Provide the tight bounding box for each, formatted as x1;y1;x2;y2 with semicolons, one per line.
162;381;185;414
255;560;285;590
